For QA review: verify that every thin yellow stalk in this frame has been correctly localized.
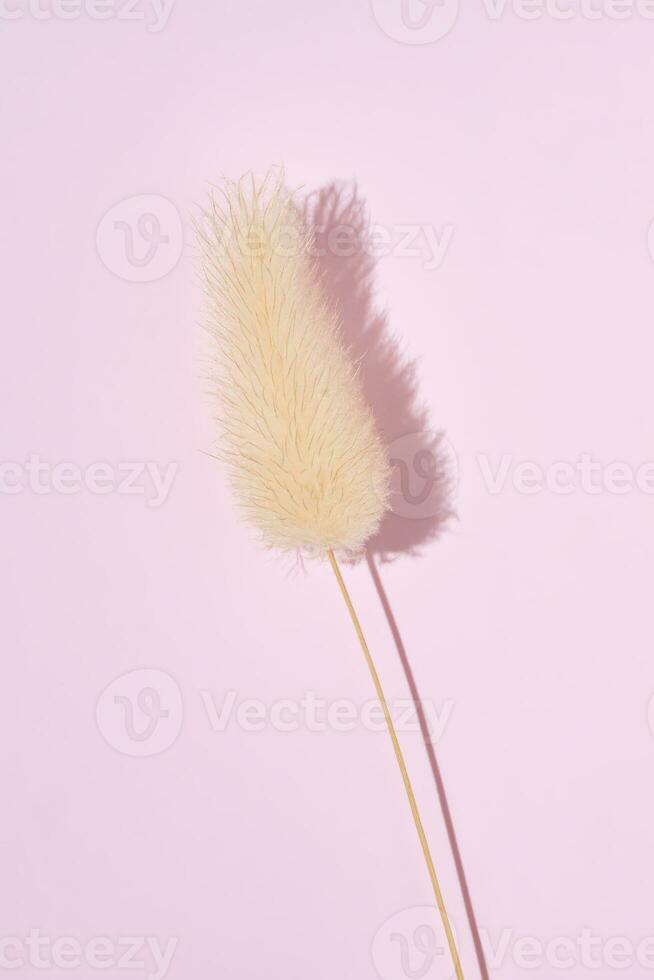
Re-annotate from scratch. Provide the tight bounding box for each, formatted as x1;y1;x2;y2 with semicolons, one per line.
326;549;464;980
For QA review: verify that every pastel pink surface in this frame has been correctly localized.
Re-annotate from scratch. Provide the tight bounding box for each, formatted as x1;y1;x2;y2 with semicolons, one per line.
2;3;654;978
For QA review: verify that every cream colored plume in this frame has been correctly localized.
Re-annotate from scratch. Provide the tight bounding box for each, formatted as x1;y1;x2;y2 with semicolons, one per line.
199;172;390;555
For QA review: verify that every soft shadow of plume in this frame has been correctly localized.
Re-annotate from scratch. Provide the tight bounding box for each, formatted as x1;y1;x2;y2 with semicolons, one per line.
303;182;454;562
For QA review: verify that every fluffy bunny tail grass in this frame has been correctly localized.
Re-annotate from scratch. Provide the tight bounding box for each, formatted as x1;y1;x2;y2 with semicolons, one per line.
199;171;390;555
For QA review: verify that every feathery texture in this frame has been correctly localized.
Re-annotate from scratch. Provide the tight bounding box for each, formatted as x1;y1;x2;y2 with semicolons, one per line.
199;172;390;555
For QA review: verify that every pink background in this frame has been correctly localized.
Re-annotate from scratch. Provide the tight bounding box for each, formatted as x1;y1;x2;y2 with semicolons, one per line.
2;2;654;978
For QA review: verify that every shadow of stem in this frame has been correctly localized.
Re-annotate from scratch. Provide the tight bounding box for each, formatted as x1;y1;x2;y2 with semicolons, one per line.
367;554;490;980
